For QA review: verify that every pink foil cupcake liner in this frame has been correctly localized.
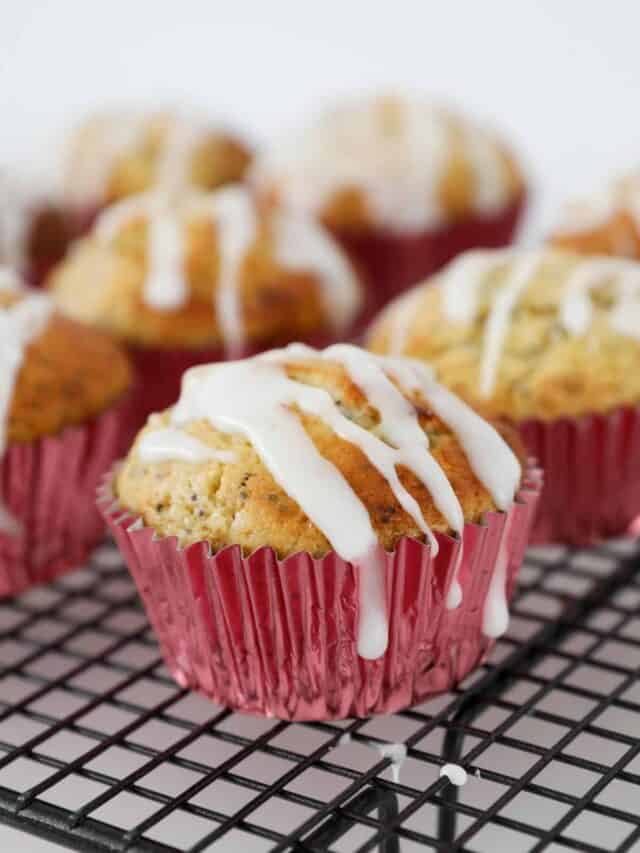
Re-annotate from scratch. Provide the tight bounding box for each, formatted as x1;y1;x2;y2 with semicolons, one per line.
0;395;134;598
335;195;526;312
99;461;541;721
520;405;640;546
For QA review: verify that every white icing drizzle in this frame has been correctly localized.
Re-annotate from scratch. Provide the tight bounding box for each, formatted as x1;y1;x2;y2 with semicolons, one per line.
442;249;513;326
95;186;362;341
0;285;53;533
65;112;211;208
137;427;235;465
137;345;520;657
440;763;468;786
97;193;188;312
191;188;258;358
438;250;640;399
479;253;543;397
560;257;640;341
273;214;361;332
251;96;513;232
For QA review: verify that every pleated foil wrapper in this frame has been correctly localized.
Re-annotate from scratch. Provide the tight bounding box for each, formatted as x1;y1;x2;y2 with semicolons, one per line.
0;395;133;598
99;461;541;721
521;405;640;546
333;195;526;313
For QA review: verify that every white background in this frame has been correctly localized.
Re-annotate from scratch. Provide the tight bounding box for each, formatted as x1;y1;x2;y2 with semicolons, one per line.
1;2;639;850
2;0;640;238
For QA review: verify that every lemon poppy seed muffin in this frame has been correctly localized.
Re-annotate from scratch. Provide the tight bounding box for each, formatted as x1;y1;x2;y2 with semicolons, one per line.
116;345;525;556
105;344;538;719
1;276;131;443
0;269;132;596
367;248;640;544
251;94;526;302
48;186;363;351
551;169;640;259
63;110;252;214
48;185;364;425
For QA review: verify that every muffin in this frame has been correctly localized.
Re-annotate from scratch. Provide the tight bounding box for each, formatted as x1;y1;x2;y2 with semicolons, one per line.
62;110;252;232
0;269;132;596
367;247;640;544
251;94;526;307
550;169;640;258
100;344;540;720
48;185;365;426
0;171;70;286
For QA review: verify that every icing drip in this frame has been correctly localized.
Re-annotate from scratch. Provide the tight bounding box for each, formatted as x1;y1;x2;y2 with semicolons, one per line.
479;253;542;397
273;214;360;332
251;96;513;232
193;188;258;358
482;511;513;637
96;186;361;343
372;741;407;783
97;193;187;312
137;427;235;465
138;345;520;657
0;287;53;533
442;249;513;326
440;763;468;786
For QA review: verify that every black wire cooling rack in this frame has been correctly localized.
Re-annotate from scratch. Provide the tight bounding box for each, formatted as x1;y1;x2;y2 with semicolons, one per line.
0;537;639;853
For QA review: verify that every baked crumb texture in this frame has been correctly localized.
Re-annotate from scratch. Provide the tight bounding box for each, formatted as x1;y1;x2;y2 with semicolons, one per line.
116;354;524;554
367;248;640;422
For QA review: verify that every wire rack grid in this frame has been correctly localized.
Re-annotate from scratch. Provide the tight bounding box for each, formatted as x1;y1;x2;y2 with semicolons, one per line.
0;536;638;853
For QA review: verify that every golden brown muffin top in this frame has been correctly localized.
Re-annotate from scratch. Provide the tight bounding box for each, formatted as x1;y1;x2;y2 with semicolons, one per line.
1;283;131;445
251;94;525;234
115;344;525;556
48;186;363;350
367;248;640;422
63;111;252;209
550;170;640;259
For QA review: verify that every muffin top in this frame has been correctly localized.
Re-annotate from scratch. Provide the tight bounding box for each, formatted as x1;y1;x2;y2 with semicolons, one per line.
116;343;523;559
63;110;252;210
251;94;524;234
367;248;640;421
551;169;640;259
48;186;364;351
0;268;131;448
